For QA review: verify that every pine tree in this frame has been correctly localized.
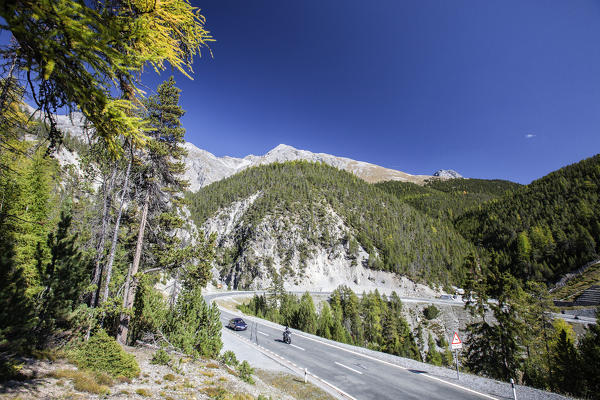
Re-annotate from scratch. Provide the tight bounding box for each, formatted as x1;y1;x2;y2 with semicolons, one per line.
35;211;91;345
317;302;334;339
425;333;442;366
551;328;580;396
296;292;317;335
464;267;525;381
361;291;383;348
164;287;222;358
578;312;600;398
118;77;195;344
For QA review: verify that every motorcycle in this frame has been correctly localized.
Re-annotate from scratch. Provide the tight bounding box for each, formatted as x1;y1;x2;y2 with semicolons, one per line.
283;329;291;344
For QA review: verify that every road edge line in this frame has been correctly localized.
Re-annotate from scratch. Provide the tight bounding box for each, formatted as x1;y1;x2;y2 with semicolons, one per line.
295;331;498;400
223;328;357;400
214;293;498;400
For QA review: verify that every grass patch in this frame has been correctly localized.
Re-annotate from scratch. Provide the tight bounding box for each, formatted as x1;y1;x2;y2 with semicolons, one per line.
256;370;336;400
183;379;195;388
163;373;177;381
205;362;220;369
31;348;66;362
200;370;215;377
230;394;254;400
201;385;228;399
50;369;110;395
136;388;152;397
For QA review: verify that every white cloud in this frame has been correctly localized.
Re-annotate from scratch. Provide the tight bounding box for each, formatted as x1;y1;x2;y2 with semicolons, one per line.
525;133;536;139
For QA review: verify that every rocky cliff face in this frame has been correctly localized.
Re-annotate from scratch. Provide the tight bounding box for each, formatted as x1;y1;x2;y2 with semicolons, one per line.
201;192;438;297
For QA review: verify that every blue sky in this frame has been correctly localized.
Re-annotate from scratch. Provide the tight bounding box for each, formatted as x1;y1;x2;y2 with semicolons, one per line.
112;2;600;183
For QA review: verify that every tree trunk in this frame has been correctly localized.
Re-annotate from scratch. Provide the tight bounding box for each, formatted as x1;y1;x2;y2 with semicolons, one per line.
90;166;117;307
0;52;17;114
100;149;133;304
169;270;179;309
117;188;150;344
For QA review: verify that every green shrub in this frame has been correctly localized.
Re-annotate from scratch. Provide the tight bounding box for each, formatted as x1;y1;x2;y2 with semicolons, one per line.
220;351;239;367
151;349;171;365
237;360;254;384
0;356;25;382
423;304;440;320
72;330;140;378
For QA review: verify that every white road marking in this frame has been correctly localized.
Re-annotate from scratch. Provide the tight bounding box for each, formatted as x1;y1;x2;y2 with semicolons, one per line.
216;299;497;400
224;328;356;400
290;344;305;351
258;331;269;336
335;361;363;375
295;332;498;400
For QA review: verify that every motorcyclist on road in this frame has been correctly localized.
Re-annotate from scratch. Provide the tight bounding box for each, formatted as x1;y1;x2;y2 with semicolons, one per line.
283;326;291;344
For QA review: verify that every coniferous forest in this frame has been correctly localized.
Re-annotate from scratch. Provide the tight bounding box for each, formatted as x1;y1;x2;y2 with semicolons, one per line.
0;0;223;389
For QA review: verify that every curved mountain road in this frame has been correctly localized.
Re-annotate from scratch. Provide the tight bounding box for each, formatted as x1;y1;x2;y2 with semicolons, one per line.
206;292;496;400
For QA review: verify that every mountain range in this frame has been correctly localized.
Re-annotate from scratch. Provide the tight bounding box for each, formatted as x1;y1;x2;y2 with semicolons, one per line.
182;142;443;192
29;106;459;191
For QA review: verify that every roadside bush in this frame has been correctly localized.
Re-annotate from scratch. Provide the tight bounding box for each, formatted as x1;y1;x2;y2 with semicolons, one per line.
220;350;239;367
71;330;140;378
423;304;440;320
237;360;254;384
165;287;222;358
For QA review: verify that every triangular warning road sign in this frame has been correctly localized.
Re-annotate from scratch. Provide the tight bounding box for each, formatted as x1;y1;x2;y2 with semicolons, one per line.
451;332;462;345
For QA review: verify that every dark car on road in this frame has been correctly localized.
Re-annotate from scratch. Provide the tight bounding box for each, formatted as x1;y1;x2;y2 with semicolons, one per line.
227;318;247;331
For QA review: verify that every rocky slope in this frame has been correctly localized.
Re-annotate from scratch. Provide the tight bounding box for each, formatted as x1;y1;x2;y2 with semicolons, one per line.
202;191;439;297
188;162;474;292
0;344;329;400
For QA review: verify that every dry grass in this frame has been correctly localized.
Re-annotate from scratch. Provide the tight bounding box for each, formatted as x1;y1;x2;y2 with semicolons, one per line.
49;369;111;395
201;385;228;398
31;348;66;362
256;370;336;400
230;394;254;400
136;387;152;397
183;379;195;388
200;370;215;377
163;373;177;381
205;362;220;369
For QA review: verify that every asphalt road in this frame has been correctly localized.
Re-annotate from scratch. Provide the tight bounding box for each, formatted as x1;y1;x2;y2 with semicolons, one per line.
207;292;494;400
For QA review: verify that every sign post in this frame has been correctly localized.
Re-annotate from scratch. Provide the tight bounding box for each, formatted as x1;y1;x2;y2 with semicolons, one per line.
451;332;462;380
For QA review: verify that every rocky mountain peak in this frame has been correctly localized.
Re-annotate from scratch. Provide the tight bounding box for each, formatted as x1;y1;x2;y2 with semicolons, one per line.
23;105;437;191
433;169;463;179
